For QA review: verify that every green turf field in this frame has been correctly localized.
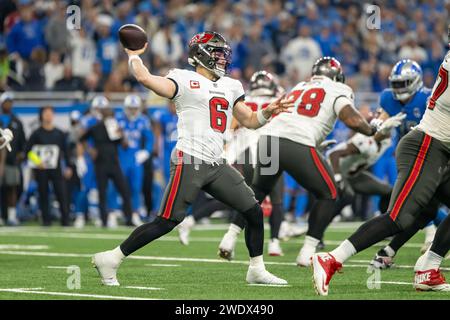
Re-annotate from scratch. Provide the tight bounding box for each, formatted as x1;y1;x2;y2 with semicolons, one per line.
0;221;448;300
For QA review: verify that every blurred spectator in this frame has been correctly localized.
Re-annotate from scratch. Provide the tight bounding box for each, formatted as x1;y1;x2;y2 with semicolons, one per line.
54;65;83;91
151;20;183;70
0;44;9;91
44;2;70;55
23;47;46;91
82;72;102;93
244;22;275;71
6;0;45;61
95;14;118;77
111;1;135;36
69;29;97;78
104;70;127;93
398;32;428;63
44;51;64;90
281;24;322;81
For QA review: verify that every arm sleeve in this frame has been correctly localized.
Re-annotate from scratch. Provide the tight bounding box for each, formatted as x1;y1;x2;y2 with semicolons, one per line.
165;69;183;100
333;85;355;115
233;80;246;107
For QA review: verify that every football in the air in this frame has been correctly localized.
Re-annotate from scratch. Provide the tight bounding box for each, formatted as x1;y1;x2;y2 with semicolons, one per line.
118;24;148;50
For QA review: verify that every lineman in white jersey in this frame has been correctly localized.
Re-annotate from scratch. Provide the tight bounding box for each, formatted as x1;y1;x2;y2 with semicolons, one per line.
235;57;405;268
312;49;450;295
92;31;294;286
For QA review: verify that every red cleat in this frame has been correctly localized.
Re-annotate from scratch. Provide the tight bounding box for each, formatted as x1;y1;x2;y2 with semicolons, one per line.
311;253;342;296
414;269;450;292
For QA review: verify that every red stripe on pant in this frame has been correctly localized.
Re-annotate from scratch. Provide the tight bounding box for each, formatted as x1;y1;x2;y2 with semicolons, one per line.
390;134;432;221
162;150;183;219
309;147;337;199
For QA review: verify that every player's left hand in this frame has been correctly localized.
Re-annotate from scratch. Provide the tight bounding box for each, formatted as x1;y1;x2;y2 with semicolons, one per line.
378;112;406;135
263;94;295;118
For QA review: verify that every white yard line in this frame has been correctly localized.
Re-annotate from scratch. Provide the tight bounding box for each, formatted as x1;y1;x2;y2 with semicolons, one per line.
46;266;70;269
0;244;49;250
0;288;156;300
123;286;165;291
247;284;292;287
1;250;448;271
145;264;180;267
0;231;427;248
375;281;412;286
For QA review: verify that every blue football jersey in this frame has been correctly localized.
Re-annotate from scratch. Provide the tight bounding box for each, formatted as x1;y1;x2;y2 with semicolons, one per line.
116;112;153;152
152;109;178;155
379;86;431;138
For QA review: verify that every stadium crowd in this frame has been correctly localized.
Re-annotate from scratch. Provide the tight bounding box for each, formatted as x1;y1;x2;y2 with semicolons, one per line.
0;0;449;92
0;0;449;227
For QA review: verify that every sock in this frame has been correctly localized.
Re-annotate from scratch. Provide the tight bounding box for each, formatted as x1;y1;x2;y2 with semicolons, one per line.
421;250;443;271
120;216;178;256
7;207;16;221
424;224;436;243
330;239;357;263
111;246;125;261
383;245;396;257
228;223;242;237
249;255;264;268
241;204;264;257
184;215;195;228
303;235;320;251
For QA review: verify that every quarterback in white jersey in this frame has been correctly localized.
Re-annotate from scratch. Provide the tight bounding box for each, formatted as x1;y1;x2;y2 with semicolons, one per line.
249;57;405;268
92;31;294;287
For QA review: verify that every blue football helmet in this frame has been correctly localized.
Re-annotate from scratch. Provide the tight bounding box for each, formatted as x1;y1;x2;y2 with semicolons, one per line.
389;59;423;101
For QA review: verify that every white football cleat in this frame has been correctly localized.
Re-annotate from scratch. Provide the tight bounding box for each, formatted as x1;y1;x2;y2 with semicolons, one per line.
74;216;85;229
246;265;288;285
311;253;342;296
218;231;237;261
93;217;103;228
0;218;4;226
268;239;283;256
92;251;122;286
131;213;143;227
177;216;195;246
107;213;118;229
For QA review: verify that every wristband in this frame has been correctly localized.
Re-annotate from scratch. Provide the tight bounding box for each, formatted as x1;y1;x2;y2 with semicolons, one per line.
257;109;270;125
128;55;142;70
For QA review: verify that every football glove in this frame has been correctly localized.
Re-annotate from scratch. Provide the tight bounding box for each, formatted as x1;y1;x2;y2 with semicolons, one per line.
371;112;406;135
0;128;13;152
135;150;150;164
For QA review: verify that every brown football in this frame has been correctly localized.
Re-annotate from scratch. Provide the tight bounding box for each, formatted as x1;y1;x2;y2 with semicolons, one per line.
118;24;148;50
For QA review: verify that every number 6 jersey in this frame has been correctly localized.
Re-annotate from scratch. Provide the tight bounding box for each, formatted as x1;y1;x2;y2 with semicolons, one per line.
166;68;245;163
263;75;355;147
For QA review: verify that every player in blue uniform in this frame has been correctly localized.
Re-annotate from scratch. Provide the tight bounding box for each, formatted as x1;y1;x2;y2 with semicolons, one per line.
113;94;153;226
371;59;448;268
152;101;178;184
73;96;105;228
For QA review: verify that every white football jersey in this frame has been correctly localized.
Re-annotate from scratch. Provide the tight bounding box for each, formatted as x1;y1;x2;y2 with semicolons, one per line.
263;76;354;147
225;95;274;166
328;133;391;176
416;52;450;150
166;68;245;163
